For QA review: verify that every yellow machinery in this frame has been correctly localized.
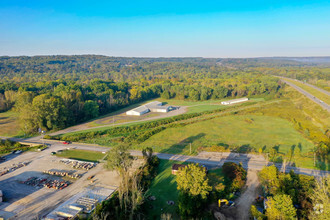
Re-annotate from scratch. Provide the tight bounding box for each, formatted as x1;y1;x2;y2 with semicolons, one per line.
218;199;229;207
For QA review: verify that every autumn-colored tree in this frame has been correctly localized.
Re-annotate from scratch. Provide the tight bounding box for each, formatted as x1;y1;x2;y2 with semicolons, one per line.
266;194;297;220
176;163;212;217
259;165;280;195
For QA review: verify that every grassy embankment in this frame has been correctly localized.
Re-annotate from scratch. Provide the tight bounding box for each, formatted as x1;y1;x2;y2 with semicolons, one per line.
145;159;224;219
0;111;21;137
55;149;105;162
286;79;330;105
139;115;314;155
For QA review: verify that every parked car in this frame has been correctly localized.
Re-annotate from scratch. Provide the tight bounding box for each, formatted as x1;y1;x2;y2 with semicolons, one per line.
62;141;70;144
51;152;56;155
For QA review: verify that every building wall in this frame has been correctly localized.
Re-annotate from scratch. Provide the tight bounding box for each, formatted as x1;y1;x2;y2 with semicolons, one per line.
126;109;149;116
221;98;249;105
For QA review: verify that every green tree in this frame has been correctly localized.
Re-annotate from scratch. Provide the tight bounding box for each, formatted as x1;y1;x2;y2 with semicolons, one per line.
177;163;212;198
83;100;99;120
106;144;133;177
259;165;280;195
266;194;297;220
176;163;212;218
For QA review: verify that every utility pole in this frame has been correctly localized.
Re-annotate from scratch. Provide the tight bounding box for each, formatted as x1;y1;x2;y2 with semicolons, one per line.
190;143;192;154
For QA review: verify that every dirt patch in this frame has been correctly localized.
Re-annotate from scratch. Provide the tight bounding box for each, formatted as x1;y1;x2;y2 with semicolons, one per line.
213;170;261;220
235;170;261;220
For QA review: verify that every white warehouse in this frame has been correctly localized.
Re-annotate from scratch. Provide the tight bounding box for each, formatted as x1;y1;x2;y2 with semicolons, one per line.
126;101;171;116
221;97;249;105
126;105;150;116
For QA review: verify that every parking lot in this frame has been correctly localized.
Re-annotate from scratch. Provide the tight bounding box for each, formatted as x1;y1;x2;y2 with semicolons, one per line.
0;143;122;219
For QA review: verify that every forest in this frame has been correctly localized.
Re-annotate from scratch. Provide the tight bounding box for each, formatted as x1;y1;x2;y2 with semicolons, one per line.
0;55;285;133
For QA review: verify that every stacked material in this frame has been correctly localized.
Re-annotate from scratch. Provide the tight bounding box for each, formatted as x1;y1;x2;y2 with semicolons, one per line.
44;170;81;179
23;177;71;190
0;161;30;176
59;159;96;170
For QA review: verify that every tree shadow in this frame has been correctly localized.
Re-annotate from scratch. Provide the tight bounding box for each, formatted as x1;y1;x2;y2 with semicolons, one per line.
160;133;206;155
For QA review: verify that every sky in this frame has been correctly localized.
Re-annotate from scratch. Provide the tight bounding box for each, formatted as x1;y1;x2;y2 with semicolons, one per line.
0;0;330;57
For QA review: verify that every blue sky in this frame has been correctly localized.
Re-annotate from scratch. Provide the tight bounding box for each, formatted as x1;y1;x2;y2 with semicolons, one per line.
0;0;330;57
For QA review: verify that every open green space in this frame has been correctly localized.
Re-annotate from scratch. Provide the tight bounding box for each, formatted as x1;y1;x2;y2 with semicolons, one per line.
0;111;21;137
145;159;224;219
54;149;105;162
138;115;315;155
286;79;330;105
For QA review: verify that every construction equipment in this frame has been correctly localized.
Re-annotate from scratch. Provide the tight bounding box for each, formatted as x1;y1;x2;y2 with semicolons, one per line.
218;199;235;208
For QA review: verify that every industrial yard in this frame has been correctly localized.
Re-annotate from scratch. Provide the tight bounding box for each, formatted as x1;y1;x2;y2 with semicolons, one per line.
0;143;124;219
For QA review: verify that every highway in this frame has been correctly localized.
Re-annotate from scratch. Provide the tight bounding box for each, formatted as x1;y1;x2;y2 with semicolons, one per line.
278;76;330;112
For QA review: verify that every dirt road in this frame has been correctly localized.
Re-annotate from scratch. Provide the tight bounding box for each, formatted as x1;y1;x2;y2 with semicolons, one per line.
235;170;260;220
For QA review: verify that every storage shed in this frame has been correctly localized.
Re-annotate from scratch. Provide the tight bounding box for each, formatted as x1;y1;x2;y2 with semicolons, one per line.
172;164;187;175
221;97;249;105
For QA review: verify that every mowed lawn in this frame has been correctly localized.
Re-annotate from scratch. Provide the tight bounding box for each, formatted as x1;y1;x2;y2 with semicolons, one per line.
0;111;21;137
145;159;224;219
145;159;184;219
138;115;315;155
55;149;105;162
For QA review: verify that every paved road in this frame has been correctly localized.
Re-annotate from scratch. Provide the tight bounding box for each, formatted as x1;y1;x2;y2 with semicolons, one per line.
278;76;330;112
3;137;328;178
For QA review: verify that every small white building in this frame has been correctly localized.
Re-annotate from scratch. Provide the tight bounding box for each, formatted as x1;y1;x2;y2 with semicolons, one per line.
126;105;150;116
149;106;171;113
221;97;249;105
126;101;172;116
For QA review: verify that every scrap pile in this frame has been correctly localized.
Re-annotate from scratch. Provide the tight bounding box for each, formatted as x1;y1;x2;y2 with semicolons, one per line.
44;170;82;179
60;159;96;170
23;177;71;190
0;161;30;176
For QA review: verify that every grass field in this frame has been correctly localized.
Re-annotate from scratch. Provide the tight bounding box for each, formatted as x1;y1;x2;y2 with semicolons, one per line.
145;159;224;219
286;79;330;105
55;149;105;162
137;115;315;155
158;97;264;114
0;111;21;137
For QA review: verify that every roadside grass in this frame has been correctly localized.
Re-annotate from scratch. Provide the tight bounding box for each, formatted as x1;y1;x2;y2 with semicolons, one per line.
0;111;22;137
145;159;224;219
137;115;314;155
286;79;330;105
54;149;105;162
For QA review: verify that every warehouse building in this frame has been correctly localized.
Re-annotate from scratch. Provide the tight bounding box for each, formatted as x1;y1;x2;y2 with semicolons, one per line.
126;101;172;116
126;105;150;116
221;97;249;105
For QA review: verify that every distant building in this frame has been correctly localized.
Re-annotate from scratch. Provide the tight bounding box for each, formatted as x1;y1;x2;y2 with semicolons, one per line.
172;164;188;175
221;97;249;105
126;105;150;116
126;101;172;116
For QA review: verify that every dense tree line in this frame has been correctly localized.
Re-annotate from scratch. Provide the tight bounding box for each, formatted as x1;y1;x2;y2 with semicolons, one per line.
0;56;284;133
